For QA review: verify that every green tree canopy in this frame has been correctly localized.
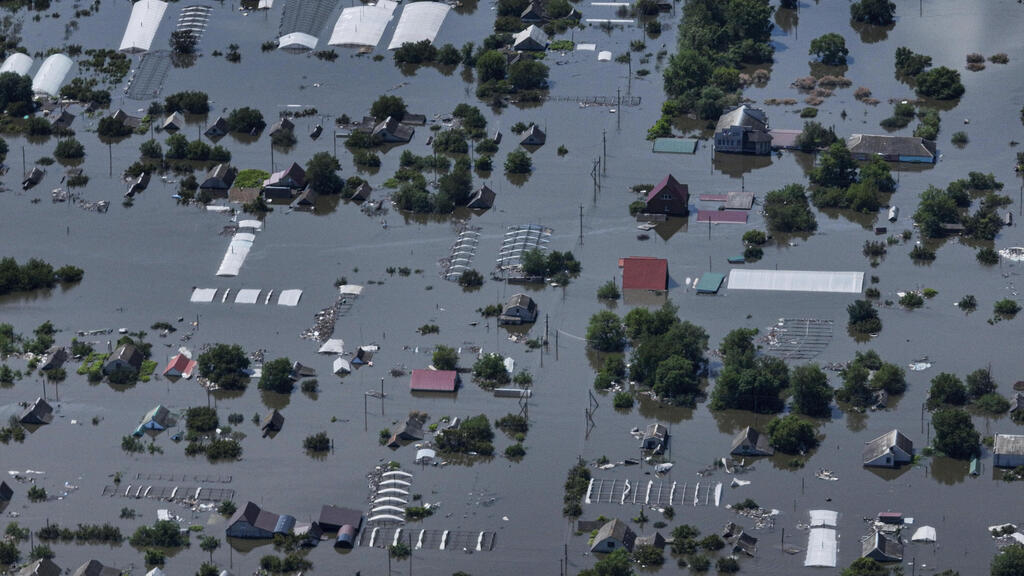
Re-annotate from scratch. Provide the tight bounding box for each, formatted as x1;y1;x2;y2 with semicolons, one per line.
306;152;343;195
810;142;859;188
931;407;979;459
475;50;507;84
764;184;817;233
508;60;549;91
587;311;625;352
915;66;964;100
795;121;838;152
196;343;250;390
991;544;1024;576
850;0;895;25
789;363;833;417
258;357;294;394
226;107;266;133
370;95;407;121
765;414;819;453
809;33;849;66
432;345;458;371
927;372;968;408
579;548;633;576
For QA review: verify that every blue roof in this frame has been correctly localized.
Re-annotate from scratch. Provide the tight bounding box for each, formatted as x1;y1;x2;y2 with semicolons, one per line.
696;273;726;294
274;514;296;534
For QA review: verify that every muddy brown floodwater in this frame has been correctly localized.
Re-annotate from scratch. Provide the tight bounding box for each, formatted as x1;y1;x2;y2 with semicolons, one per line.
1;0;1024;575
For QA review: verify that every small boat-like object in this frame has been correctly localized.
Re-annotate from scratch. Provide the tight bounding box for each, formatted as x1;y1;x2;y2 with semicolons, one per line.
310;124;323;140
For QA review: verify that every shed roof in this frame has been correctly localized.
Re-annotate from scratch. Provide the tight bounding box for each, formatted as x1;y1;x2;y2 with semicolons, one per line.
862;429;913;463
141;405;171;427
72;560;120;576
621;257;667;291
513;24;547;50
846;134;937;159
505;293;537;311
727;269;864;293
695;272;725;294
716;105;768;132
387;2;451;49
862;531;902;561
262;409;284;431
993;434;1024;455
409;369;458;392
652;138;698;154
467;184;496;209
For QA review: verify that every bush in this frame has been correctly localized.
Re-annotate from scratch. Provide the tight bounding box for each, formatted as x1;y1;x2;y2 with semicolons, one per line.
597;280;621;300
994;299;1021;318
716;556;741;573
743;246;763;261
586;311;625;352
54;138;85;159
910;245;936;261
800;107;818;118
458;269;484;287
900;292;924;308
218;500;237;516
258;357;294;394
165;90;210;114
765;415;819;454
977;247;999;265
27;485;47;502
304;432;331;452
504;443;526;458
764;184;816;233
432;345;458;370
130;520;188;548
975;392;1010;414
227;107;266;133
847;300;881;334
472;353;509;386
743;230;767;245
951;131;968;145
612;391;634;409
915;66;965;100
504;149;532;173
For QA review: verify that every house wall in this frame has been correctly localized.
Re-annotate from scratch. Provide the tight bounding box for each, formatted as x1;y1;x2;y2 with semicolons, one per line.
994;453;1024;468
645;193;688;216
226;522;273;539
596;538;619;552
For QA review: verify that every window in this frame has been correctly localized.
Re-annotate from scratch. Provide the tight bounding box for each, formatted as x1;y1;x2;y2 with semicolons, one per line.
660;193;672;201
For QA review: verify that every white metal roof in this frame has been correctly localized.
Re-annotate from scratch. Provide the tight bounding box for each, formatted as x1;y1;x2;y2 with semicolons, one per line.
911;526;936;542
415;448;437;462
0;53;33;76
338;284;363;296
190;288;218;303
278;289;303;306
238;219;263;231
119;0;168;54
32;54;73;98
804;527;837;567
278;32;318;51
328;0;398;48
808;509;839;527
319;339;345;354
727;269;864;293
597;51;612;61
234;289;262;304
216;233;254;277
333;357;352;374
387;2;450;50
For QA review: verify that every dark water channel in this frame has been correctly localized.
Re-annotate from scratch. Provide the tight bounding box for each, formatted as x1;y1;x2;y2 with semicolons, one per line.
1;0;1024;574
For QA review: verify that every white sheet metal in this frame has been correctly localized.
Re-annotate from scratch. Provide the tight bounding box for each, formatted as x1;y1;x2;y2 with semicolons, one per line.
415;448;436;463
329;0;398;48
727;269;864;294
387;2;450;50
0;53;33;76
338;284;363;296
190;288;218;303
278;289;303;306
382;470;413;478
234;289;262;304
597;50;612;61
804;527;837;567
278;32;318;51
32;54;73;98
216;233;255;277
238;219;263;231
119;0;168;54
809;509;839;527
319;339;345;354
911;526;936;542
333;357;351;375
575;43;596;51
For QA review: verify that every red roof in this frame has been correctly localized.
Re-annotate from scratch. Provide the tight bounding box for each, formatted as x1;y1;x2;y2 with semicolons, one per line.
646;174;688;203
621;257;668;291
696;210;748;224
409;369;458;392
698;193;730;202
163;353;196;377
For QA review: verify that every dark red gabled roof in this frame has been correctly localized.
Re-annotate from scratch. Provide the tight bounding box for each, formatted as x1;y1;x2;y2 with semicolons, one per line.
409;369;458;392
646;174;688;203
621;257;668;291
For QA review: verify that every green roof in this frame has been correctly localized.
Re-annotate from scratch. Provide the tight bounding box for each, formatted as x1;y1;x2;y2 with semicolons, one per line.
652;138;698;154
696;273;726;294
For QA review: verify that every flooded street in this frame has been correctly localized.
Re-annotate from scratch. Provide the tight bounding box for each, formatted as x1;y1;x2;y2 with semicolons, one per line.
1;0;1023;574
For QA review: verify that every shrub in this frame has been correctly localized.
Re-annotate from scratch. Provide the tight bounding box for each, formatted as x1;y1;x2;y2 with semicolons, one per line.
951;131;968;145
130;520;188;547
54;138;85;159
612;391;634;409
958;294;977;312
994;299;1021;318
504;443;526;458
458;269;484;287
977;247;999;265
742;230;767;245
800;107;818;118
304;432;331;452
597;280;621;300
900;292;924;308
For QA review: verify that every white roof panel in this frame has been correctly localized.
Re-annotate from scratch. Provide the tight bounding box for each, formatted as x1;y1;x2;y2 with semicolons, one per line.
804;528;837;567
597;51;612;61
32;54;73;98
333;357;352;374
238;219;263;231
0;53;33;76
727;269;864;293
190;288;218;303
338;284;363;296
278;289;303;306
328;0;398;48
234;289;262;304
278;32;318;51
216;234;254;277
387;2;450;50
119;0;168;54
319;339;345;354
911;526;936;542
808;509;839;527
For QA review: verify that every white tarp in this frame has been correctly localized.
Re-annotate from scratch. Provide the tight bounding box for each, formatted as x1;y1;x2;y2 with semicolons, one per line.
727;269;864;294
234;289;262;304
911;526;936;542
387;2;450;50
415;448;436;463
190;288;218;303
216;232;255;277
278;289;303;306
0;53;33;76
319;339;345;354
32;54;73;98
238;219;263;231
338;284;363;296
804;527;837;567
119;0;168;53
329;0;398;48
575;43;596;51
597;51;612;61
278;32;318;51
333;357;352;374
809;509;839;527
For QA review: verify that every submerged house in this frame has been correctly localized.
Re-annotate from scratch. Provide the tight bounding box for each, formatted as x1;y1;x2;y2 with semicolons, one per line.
714;105;771;155
387;416;424;447
22;167;44;190
103;344;143;375
162;353;197;380
226;501;292;539
204;116;228;139
291;188;318;210
862;531;903;563
49;109;75;131
467;184;496;209
17;558;61;576
519;124;546;147
71;560;120;576
135;405;172;435
162;111;185;133
350;181;372;202
0;481;12;502
730;426;774;457
261;409;284;436
261;162;306;199
993;434;1024;468
862;429;914;468
200;164;238;196
499;293;538;325
318;505;363;548
621;256;668;291
39;346;68;371
112;109;142;130
513;25;547;51
20;397;54;426
372;116;414;143
590;519;636;553
268;117;295;138
641;423;668;453
127;171;151;196
409;369;458;393
643;174;689;217
846;134;937;164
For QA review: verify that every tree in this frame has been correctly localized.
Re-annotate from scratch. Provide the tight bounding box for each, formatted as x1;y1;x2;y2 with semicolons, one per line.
140;139;162;159
200;535;220;563
226;107;266;133
850;0;895;25
858;157;896;193
196;343;250;390
927;372;967;408
795;121;838;152
931;407;979;459
0;71;33;112
790;364;833;417
847;299;881;334
597;280;620;300
0;136;7;163
913;185;960;238
894;46;932;77
504;149;532;174
54;138;85;160
810;142;858;188
810;33;849;66
508;60;549;91
432;345;458;370
458;269;484;287
841;557;890;576
578;548;633;576
765;414;819;453
586;311;625;352
370;95;407;121
915;66;965;100
170;30;198;54
991;544;1024;576
196;563;219;576
652;355;699;400
870;363;907;395
475;50;506;83
836;362;874;407
472;353;509;386
0;539;20;565
98;116;133;138
306;152;343;195
763;184;817;233
966;368;997;399
258;357;294;394
164;91;210;114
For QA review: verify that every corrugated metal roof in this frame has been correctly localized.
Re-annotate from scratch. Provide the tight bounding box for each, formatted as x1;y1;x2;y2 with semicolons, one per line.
715;105;768;132
846;134;936;159
409;369;458;392
388;2;450;50
328;0;398;48
621;257;667;291
119;0;168;54
994;434;1024;455
652;138;698;154
696;273;725;294
727;269;864;293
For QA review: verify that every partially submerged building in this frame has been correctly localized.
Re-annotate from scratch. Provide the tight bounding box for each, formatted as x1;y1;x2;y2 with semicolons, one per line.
730;426;774;457
641;423;668;453
519;124;546;147
372;116;414;143
643;174;689;217
262;162;307;199
204;116;228;139
262;409;285;435
862;429;914;468
162;353;196;380
590;519;636;553
0;481;13;502
112;109;143;131
409;369;458;393
318;505;363;548
135;405;172;435
103;344;143;375
20;397;54;426
162;111;185;133
467;184;496;210
1;52;33;76
513;25;547;51
861;531;903;563
714;105;771;155
71;560;120;576
499;293;538;325
621;256;668;291
39;346;68;371
846;134;937;163
200;164;238;196
268;117;295;138
226;501;293;539
993;434;1024;468
17;558;61;576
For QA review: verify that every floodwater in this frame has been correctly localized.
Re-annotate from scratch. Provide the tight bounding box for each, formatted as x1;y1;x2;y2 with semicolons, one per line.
1;0;1023;574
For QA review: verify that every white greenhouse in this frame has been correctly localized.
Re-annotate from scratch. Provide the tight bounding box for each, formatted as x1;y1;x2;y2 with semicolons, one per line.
278;32;319;51
328;0;398;48
0;53;33;76
387;2;450;50
119;0;168;54
32;54;73;98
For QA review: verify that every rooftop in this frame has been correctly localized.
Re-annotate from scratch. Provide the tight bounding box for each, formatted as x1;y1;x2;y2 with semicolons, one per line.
621;257;668;291
409;369;458;392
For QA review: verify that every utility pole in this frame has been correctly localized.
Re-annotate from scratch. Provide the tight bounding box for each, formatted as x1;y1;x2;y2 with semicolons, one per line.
579;204;584;245
602;129;606;171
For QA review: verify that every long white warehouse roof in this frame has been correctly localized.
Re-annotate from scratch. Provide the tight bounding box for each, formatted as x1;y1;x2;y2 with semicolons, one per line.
32;54;73;98
0;53;33;76
727;269;864;294
328;0;398;48
387;2;450;50
119;0;168;54
278;32;319;51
